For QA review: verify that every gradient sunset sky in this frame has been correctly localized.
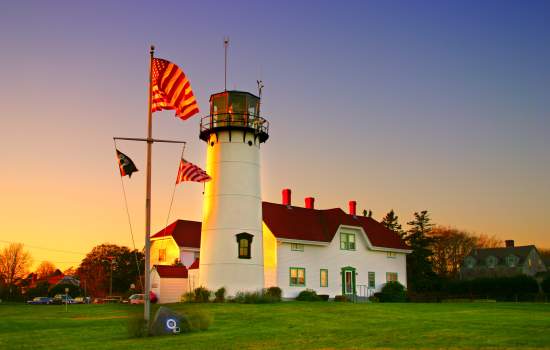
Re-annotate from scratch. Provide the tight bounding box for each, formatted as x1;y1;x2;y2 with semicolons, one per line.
1;0;549;269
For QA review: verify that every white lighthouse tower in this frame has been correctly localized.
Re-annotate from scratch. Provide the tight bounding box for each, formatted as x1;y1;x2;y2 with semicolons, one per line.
198;90;269;295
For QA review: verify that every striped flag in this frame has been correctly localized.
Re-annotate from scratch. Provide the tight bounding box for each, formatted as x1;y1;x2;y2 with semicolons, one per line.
176;158;211;184
151;58;199;120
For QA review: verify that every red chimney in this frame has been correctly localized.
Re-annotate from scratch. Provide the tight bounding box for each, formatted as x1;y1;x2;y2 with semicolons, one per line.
348;200;357;216
282;188;291;206
305;197;315;209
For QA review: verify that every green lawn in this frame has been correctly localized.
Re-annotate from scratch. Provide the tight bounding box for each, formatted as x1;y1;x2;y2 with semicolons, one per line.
1;302;549;349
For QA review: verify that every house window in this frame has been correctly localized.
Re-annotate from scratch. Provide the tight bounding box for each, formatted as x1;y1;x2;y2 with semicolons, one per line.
368;272;375;289
235;232;253;259
290;267;305;286
320;269;328;287
386;272;398;283
387;251;397;258
506;255;518;267
464;257;476;269
340;232;356;251
291;243;304;252
158;249;166;262
486;256;497;268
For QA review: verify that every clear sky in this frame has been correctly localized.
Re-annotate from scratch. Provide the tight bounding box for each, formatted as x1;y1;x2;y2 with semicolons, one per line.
1;0;549;270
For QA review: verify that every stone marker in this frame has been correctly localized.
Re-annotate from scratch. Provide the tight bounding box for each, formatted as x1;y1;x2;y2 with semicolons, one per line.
150;306;189;336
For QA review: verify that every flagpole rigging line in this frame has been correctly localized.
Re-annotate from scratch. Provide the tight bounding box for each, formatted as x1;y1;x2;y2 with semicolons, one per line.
113;139;144;294
158;144;187;263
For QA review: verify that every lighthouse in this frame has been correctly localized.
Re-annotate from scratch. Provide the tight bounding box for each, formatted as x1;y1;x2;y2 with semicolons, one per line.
198;90;269;295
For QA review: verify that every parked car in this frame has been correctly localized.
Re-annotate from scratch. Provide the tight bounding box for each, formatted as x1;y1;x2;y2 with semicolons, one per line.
27;297;52;305
51;294;76;304
128;294;145;304
73;296;91;304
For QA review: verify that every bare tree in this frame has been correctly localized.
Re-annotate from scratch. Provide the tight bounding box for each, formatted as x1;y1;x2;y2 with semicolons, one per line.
0;243;32;297
35;261;56;279
475;234;502;248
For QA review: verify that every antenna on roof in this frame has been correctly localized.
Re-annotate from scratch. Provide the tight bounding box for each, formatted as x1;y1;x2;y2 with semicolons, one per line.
257;80;264;117
224;36;229;91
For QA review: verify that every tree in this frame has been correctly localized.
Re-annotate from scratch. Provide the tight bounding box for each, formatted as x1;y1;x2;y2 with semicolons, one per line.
381;210;405;237
404;211;437;292
429;226;477;278
36;261;56;279
475;234;502;248
77;244;144;297
0;243;32;299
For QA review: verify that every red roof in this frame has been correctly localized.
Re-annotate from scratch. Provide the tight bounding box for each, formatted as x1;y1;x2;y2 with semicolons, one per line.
151;203;409;251
262;202;409;250
189;258;200;270
151;220;201;248
153;265;188;278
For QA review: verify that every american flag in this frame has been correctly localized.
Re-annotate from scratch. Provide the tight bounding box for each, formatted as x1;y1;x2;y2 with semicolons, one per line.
151;58;199;120
176;158;211;184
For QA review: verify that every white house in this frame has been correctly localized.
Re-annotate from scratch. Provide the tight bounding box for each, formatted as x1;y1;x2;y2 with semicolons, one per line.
151;190;410;300
149;89;411;302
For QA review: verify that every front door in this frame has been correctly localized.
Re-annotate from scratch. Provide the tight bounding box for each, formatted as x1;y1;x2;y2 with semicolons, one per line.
341;266;356;296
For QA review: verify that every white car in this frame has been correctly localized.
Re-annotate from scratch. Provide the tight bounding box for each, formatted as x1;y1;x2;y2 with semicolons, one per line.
128;294;145;304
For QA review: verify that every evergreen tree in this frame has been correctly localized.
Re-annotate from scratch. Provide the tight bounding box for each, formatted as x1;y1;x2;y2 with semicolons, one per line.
381;209;404;237
404;210;438;292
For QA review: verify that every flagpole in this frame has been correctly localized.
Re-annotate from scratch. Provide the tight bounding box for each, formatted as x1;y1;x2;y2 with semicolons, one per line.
144;45;154;325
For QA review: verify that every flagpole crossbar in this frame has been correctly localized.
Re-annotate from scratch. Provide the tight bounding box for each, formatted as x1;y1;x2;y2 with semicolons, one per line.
114;137;187;144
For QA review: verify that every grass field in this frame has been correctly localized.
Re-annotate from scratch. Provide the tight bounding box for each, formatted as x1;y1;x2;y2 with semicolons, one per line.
1;301;549;349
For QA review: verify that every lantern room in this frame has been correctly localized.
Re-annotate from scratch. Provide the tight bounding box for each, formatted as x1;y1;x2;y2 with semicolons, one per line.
199;90;269;143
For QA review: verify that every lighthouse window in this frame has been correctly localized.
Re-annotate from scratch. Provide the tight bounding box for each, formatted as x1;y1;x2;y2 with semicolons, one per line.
236;232;253;259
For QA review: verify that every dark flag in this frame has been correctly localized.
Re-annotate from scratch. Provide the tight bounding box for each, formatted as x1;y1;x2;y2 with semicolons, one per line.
176;158;211;184
116;149;138;177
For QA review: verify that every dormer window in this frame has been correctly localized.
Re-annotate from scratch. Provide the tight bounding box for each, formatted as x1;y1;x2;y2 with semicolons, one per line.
464;256;476;269
236;232;253;259
506;255;518;267
486;256;498;268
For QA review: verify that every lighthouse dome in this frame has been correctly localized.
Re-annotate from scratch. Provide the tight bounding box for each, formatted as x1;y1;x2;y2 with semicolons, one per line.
199;90;269;143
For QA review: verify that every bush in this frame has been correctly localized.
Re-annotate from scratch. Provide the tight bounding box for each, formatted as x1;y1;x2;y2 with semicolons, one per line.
334;295;350;302
380;281;407;302
233;289;281;304
182;287;211;303
214;287;226;303
265;286;282;301
193;287;211;303
317;294;329;301
296;289;320;301
127;313;147;338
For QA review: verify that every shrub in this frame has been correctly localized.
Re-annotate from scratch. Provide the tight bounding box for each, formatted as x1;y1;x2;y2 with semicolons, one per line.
380;281;407;302
127;313;147;338
317;294;329;301
214;287;226;303
296;289;320;301
193;287;211;303
233;289;281;304
542;276;550;294
265;286;282;301
334;295;350;302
